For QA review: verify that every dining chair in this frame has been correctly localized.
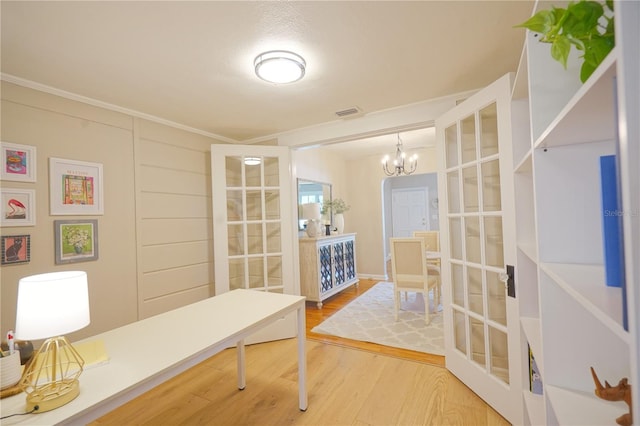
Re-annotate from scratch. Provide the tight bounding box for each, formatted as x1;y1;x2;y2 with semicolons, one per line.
412;230;442;307
412;230;440;266
389;237;439;325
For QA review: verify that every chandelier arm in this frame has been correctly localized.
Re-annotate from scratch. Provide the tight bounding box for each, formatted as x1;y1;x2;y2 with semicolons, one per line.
382;162;395;176
408;159;418;174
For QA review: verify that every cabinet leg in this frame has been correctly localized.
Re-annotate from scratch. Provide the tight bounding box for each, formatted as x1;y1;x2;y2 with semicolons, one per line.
316;302;323;309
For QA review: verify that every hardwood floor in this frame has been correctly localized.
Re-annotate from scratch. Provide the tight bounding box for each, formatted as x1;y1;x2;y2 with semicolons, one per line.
90;280;510;425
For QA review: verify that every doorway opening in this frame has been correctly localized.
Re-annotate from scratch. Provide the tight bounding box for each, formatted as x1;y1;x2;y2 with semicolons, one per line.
381;172;439;280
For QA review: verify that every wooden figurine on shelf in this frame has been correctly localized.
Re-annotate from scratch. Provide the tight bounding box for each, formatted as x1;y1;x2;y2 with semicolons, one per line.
590;367;632;426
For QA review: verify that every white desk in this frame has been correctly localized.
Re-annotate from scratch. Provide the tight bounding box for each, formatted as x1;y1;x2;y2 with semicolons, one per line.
0;289;307;425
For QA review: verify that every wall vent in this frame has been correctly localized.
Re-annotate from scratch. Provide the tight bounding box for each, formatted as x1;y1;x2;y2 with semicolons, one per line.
335;106;362;118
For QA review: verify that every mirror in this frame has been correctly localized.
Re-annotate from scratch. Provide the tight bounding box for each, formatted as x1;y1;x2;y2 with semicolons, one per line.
297;179;331;231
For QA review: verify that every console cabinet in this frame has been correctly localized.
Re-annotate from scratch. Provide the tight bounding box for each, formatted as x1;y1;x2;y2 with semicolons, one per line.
299;233;358;308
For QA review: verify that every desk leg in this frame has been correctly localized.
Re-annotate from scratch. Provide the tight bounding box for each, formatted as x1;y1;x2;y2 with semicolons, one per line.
237;339;246;390
297;304;308;411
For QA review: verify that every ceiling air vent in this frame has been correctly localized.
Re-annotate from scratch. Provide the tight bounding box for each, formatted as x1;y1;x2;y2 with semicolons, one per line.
335;106;362;118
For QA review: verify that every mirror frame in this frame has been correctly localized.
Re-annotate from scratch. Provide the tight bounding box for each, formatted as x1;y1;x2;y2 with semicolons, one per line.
297;179;332;232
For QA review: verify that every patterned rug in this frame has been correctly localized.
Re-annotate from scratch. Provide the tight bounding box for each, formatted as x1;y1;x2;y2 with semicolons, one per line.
311;281;444;355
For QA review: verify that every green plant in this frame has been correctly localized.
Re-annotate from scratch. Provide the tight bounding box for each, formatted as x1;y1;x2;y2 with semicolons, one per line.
515;0;615;83
321;198;350;215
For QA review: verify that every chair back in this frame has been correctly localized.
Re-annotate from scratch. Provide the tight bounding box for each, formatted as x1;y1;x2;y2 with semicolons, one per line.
412;230;440;252
390;237;429;292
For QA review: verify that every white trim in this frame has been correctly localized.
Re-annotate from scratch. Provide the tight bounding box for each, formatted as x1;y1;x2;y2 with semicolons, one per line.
1;73;237;144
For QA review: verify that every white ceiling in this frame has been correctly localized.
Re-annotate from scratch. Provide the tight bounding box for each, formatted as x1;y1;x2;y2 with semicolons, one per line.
1;1;534;154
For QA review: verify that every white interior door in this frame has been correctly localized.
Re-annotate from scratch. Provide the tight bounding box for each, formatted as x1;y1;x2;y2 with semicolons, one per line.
392;187;429;237
211;144;297;343
436;74;522;424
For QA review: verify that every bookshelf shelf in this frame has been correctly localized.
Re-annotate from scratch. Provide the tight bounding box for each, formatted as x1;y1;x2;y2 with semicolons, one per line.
533;51;618;149
540;262;626;340
522;391;544;426
546;385;628;426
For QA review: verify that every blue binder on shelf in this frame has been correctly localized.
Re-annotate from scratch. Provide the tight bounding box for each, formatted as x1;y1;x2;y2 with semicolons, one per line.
600;155;623;288
599;154;627;330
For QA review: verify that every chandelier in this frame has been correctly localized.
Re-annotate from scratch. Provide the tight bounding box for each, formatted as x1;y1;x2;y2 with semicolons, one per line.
381;134;418;176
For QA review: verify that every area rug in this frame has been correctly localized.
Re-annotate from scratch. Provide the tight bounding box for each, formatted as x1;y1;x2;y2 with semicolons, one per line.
311;281;444;355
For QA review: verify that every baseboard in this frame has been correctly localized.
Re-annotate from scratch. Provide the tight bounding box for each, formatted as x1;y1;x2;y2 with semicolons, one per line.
358;273;388;281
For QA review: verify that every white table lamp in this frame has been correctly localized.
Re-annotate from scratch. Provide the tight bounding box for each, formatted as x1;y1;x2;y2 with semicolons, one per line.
301;203;322;237
15;271;91;413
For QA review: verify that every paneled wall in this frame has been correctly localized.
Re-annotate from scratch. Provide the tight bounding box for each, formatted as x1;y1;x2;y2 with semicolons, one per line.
0;81;224;339
135;119;217;318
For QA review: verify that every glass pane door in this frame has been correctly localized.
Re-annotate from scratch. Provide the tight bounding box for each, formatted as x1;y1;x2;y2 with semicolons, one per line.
224;155;284;293
447;102;510;384
211;144;296;343
436;74;521;424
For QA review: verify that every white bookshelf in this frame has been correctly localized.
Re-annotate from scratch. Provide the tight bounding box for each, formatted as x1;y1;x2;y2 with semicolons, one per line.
512;1;638;424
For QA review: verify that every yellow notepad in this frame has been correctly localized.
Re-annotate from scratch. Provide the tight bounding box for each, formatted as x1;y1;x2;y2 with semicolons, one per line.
27;339;109;381
74;339;109;369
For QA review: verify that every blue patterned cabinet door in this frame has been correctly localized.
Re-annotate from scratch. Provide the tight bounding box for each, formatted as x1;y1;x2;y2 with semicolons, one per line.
333;242;345;286
319;244;332;293
345;239;356;281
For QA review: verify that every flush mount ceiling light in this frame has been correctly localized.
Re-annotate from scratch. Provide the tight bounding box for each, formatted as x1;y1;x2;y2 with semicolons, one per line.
254;50;306;84
244;157;261;166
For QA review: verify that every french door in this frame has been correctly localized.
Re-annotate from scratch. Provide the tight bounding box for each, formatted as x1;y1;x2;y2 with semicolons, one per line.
211;144;298;342
436;74;522;424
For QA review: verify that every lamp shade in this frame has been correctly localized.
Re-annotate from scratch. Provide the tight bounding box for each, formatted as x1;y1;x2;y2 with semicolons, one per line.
15;271;90;340
301;203;321;221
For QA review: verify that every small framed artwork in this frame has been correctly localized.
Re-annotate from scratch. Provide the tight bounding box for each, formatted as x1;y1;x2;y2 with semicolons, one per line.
54;219;99;264
1;235;31;265
1;142;37;182
50;157;104;215
0;189;36;227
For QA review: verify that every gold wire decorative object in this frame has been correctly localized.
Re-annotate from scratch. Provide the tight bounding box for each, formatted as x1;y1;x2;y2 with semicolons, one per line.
20;336;85;412
15;271;90;413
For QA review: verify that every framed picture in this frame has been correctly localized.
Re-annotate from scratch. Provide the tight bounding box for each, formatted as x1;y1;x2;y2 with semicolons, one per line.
0;189;36;227
1;142;37;182
50;157;104;215
54;219;99;264
1;235;31;265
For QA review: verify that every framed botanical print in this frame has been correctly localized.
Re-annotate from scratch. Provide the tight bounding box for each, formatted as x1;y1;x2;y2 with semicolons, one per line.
54;219;99;264
0;188;36;227
49;157;104;215
1;142;37;182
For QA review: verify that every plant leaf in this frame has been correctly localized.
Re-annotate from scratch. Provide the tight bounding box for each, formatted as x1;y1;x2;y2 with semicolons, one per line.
606;16;615;36
513;9;555;33
551;36;572;68
584;36;615;64
580;60;597;83
605;0;614;12
564;1;603;38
